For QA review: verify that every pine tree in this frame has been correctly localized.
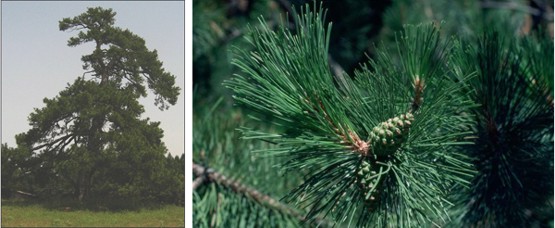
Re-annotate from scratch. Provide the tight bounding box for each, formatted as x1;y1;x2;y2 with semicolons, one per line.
193;98;309;227
194;1;553;227
8;7;181;208
225;4;478;227
193;0;283;97
379;1;554;226
449;31;554;228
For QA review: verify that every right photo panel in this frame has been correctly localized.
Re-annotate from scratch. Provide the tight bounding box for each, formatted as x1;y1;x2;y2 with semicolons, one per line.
192;0;554;227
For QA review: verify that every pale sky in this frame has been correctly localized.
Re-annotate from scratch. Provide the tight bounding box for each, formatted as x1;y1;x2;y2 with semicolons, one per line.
2;1;185;156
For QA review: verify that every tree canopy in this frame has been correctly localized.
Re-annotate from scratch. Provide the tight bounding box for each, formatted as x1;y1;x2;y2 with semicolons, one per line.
59;7;180;110
3;7;183;210
194;1;553;227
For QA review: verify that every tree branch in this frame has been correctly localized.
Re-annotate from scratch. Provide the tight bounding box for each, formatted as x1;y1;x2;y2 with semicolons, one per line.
82;70;96;79
411;76;425;112
31;134;75;152
52;135;76;153
192;175;206;190
192;163;331;226
192;163;295;214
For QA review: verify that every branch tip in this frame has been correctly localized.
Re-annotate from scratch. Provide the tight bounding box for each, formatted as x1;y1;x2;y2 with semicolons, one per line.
412;75;425;112
349;131;370;157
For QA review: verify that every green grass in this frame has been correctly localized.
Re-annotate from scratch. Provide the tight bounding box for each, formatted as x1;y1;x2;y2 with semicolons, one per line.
1;200;184;227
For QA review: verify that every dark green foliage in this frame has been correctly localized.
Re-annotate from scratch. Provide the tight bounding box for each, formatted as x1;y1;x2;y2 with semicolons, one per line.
193;98;306;227
227;5;477;227
450;31;554;227
59;7;180;110
380;2;554;226
194;184;303;227
1;144;35;198
194;0;553;226
193;0;268;96
519;32;554;93
193;0;393;96
3;7;183;210
299;0;392;74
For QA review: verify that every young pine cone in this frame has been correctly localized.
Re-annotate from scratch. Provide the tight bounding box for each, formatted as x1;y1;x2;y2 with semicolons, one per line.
369;112;414;156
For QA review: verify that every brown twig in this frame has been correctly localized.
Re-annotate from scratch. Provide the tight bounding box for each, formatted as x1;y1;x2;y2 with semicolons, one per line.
192;163;331;227
348;131;370;157
302;96;371;156
193;163;297;214
192;176;207;190
411;76;425;113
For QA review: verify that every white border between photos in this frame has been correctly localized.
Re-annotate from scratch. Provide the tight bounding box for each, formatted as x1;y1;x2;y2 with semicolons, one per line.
185;0;193;227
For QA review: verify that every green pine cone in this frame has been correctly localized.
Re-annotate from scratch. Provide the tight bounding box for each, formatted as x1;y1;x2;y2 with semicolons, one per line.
369;112;413;157
356;160;380;204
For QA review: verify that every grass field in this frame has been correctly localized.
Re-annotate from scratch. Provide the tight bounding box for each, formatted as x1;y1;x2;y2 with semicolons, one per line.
1;200;184;227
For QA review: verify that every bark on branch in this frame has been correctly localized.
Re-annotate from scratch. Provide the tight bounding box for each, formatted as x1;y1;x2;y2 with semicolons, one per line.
31;134;75;151
192;163;331;227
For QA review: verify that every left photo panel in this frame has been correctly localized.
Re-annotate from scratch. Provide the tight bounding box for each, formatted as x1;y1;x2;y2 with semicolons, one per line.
1;2;185;227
